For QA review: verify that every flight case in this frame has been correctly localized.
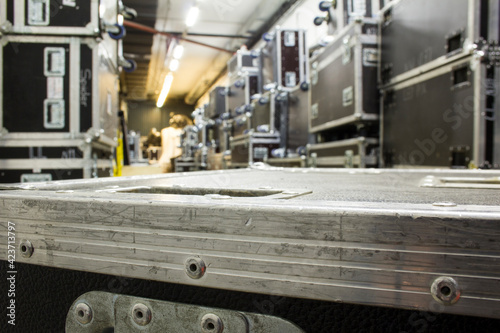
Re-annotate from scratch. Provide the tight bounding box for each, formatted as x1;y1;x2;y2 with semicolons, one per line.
307;136;379;168
206;86;226;120
0;35;119;144
262;28;308;91
0;0;122;68
282;86;310;153
0;135;113;183
226;50;262;117
310;19;379;134
381;55;500;168
1;167;500;331
380;0;499;86
230;133;280;167
0;0;114;36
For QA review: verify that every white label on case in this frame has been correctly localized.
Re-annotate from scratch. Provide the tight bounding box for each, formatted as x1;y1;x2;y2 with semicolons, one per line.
28;0;50;26
311;103;319;119
350;0;367;17
285;72;297;87
44;47;66;77
107;91;113;116
47;77;64;99
284;31;296;47
62;0;77;7
21;173;52;183
44;99;65;129
343;86;354;107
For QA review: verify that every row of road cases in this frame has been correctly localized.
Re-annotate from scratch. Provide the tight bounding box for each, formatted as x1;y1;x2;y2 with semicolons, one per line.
302;0;500;169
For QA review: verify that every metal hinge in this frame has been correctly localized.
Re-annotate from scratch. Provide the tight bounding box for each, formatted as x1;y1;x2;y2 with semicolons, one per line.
66;292;304;333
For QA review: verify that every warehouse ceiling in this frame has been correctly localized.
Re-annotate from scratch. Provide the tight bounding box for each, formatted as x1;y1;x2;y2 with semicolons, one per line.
121;0;294;105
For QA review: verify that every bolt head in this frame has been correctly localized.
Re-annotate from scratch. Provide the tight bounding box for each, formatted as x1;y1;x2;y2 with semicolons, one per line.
185;257;206;279
431;277;461;305
132;303;152;326
75;302;93;325
20;240;34;258
201;313;224;333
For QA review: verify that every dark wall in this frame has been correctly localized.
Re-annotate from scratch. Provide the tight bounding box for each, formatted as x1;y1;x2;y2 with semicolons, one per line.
126;99;194;135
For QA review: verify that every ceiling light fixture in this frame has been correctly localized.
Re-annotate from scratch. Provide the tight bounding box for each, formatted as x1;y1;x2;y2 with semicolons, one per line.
173;44;184;59
185;6;200;27
156;73;174;108
169;59;180;72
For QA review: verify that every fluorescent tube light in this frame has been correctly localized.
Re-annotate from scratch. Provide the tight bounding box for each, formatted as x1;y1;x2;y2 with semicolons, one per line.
186;6;200;27
169;59;180;72
156;73;174;108
173;44;184;59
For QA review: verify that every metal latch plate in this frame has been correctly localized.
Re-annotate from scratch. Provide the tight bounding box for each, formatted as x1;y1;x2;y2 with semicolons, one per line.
66;292;304;332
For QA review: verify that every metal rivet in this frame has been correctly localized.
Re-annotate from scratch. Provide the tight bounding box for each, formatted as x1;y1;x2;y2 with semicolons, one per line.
431;276;461;305
132;303;152;326
19;240;33;258
75;302;92;325
185;257;206;279
432;202;457;207
201;313;223;333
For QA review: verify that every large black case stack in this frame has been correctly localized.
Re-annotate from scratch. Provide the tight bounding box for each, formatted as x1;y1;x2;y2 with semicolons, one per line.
226;29;311;167
0;0;127;183
380;0;500;168
307;19;380;168
257;28;310;162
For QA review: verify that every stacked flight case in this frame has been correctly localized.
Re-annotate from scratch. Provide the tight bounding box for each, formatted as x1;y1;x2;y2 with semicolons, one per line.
226;49;262;118
230;90;281;167
337;0;388;28
205;86;230;170
225;49;273;168
175;125;200;173
380;0;500;168
0;0;129;183
193;105;217;171
307;19;380;168
316;0;390;34
232;28;309;167
2;168;500;331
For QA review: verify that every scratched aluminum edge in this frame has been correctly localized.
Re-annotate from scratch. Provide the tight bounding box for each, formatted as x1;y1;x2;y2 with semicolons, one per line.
1;251;499;320
1;167;499;319
1;218;500;319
